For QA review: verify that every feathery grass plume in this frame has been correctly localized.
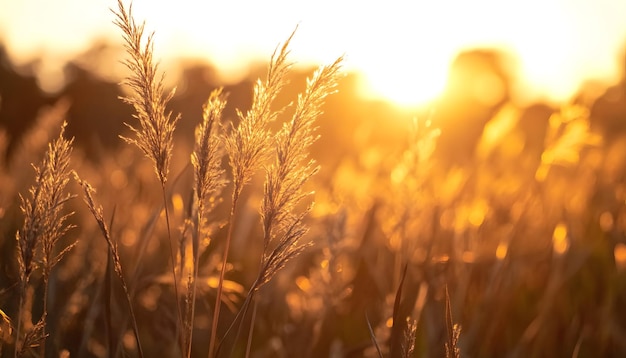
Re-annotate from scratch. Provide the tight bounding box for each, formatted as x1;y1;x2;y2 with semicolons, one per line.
74;174;144;358
192;89;228;256
224;30;294;202
261;55;343;251
242;55;343;356
14;122;74;358
39;123;76;357
186;89;228;358
112;0;184;350
215;54;343;357
112;0;178;185
209;30;294;358
256;55;343;288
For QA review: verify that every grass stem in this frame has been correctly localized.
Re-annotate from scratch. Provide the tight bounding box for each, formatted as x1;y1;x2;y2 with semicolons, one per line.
161;184;185;354
208;194;239;358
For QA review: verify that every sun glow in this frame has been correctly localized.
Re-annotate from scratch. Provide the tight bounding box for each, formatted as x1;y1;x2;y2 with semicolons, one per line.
356;57;449;108
0;1;625;106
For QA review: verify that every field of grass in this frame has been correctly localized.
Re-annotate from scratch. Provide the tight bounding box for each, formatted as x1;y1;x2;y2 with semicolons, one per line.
2;1;626;357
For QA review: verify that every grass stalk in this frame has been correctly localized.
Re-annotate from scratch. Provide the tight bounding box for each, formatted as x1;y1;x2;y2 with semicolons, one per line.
188;89;227;358
161;183;185;352
445;286;461;358
208;202;239;358
14;284;24;358
14;123;74;357
112;0;184;351
40;276;48;357
244;299;258;358
215;278;256;357
242;55;343;353
208;30;294;358
366;313;384;358
214;48;342;358
104;247;115;356
75;176;145;358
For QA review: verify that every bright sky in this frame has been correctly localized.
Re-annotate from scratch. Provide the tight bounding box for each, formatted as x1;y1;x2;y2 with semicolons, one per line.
1;0;626;106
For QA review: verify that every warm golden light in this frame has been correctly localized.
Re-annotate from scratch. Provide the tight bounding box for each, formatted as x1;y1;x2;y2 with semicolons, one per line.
615;243;626;271
2;1;626;356
172;193;184;216
468;200;488;227
1;1;625;105
356;58;449;108
496;243;508;260
553;222;569;255
296;276;312;293
600;211;614;232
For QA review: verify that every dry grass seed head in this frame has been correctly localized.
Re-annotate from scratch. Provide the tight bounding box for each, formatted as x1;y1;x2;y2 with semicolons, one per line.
261;56;343;244
113;0;178;185
192;88;228;217
74;175;125;281
16;122;74;284
74;173;144;357
224;30;295;198
255;55;343;289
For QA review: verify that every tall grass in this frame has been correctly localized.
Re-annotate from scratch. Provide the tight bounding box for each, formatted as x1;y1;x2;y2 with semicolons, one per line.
14;123;74;357
112;0;183;352
74;175;144;358
187;88;227;357
1;1;626;357
208;30;294;358
244;55;343;354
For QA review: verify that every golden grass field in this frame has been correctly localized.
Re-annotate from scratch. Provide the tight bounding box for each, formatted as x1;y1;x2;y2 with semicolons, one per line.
1;1;626;357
